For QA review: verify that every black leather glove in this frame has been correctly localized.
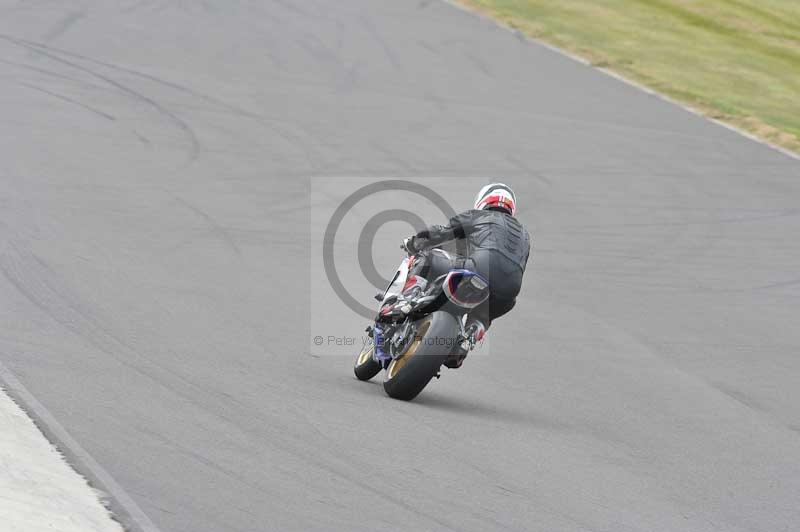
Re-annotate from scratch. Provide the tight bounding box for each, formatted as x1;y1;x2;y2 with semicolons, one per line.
401;236;417;254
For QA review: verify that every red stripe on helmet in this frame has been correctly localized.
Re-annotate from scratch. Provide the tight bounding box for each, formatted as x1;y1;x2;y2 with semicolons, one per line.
477;194;515;213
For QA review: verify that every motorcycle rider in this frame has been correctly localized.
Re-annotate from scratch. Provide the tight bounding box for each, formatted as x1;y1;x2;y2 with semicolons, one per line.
400;183;531;366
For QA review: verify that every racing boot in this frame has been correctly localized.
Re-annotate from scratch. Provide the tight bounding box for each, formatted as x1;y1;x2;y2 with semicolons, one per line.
444;318;486;369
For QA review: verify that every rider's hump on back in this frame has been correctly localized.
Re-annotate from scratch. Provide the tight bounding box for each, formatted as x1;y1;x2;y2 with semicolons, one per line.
461;209;530;274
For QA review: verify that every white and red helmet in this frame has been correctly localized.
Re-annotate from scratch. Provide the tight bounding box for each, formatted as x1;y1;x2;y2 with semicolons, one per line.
474;183;516;215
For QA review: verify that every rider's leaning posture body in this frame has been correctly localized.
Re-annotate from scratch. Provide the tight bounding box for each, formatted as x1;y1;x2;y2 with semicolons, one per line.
388;183;530;364
355;183;531;399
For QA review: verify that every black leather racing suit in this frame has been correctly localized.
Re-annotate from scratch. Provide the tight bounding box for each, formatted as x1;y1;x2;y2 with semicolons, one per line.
409;208;531;328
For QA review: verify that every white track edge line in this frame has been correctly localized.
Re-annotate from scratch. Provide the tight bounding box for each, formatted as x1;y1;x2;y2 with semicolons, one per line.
441;0;800;162
0;361;163;532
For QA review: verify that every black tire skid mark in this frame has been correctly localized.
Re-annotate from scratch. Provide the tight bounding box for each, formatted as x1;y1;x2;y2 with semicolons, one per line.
0;34;202;162
0;58;109;92
167;193;242;258
0;241;237;410
18;81;117;122
42;9;86;43
5;36;326;171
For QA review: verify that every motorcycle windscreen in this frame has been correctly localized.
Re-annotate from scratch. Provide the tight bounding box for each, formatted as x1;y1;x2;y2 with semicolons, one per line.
443;269;490;309
382;256;411;303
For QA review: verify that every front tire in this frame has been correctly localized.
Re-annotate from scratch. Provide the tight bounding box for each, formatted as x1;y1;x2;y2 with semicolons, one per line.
383;312;458;401
354;341;382;381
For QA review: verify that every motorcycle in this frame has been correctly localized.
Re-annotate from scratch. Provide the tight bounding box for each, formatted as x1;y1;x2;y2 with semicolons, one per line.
353;246;489;400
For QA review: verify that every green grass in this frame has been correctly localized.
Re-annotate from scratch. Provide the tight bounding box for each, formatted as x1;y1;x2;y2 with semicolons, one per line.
459;0;800;154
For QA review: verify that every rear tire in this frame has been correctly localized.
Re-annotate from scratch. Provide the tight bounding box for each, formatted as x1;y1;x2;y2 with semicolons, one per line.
354;342;381;381
383;312;458;401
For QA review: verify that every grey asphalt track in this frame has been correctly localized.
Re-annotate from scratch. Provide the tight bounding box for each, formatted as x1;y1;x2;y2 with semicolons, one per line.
2;1;800;531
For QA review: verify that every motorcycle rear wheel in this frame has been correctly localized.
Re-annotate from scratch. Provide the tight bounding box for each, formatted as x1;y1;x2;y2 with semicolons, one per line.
383;311;457;401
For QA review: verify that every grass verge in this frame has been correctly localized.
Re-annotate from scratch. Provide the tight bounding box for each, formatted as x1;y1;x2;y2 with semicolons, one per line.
457;0;800;155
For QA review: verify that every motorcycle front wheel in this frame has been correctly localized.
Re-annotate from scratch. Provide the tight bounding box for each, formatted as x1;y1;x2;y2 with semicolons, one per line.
383;311;458;401
354;340;382;381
